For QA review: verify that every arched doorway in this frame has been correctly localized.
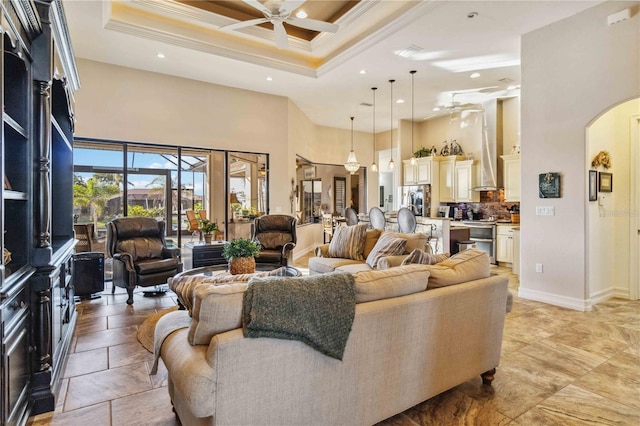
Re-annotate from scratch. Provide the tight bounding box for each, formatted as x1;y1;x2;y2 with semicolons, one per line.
586;98;640;302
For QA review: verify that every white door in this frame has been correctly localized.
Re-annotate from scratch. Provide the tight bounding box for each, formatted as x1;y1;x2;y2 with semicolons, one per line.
632;116;640;300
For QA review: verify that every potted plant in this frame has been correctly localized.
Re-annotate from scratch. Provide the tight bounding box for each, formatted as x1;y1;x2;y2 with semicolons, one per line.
199;219;219;244
222;238;261;274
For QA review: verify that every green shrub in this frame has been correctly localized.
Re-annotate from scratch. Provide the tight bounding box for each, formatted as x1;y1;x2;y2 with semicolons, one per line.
223;238;260;260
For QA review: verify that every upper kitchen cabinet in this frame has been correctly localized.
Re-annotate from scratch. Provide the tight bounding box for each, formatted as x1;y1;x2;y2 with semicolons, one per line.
501;154;521;202
454;160;480;203
403;157;438;186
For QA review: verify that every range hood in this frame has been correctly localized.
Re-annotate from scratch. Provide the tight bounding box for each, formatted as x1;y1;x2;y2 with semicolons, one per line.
474;100;502;191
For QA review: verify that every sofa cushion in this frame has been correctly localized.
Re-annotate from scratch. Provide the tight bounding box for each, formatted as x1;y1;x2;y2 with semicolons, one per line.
328;223;368;260
308;257;363;274
335;263;374;274
425;248;490;288
363;228;383;259
352;264;430;303
189;281;247;345
400;249;450;266
365;233;407;269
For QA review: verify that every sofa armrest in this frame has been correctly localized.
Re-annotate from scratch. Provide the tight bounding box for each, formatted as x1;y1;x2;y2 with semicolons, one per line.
377;254;409;270
315;244;330;257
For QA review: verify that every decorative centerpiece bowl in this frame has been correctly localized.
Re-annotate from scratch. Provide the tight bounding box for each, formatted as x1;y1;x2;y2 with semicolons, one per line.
222;238;261;275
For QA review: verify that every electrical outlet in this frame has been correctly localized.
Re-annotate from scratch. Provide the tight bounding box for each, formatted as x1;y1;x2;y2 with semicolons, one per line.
535;263;543;273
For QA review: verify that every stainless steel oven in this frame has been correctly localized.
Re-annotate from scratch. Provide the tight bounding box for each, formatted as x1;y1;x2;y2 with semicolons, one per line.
461;220;497;264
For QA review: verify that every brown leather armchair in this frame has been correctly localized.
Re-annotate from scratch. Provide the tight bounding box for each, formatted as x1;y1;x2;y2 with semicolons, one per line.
106;217;182;305
251;214;297;267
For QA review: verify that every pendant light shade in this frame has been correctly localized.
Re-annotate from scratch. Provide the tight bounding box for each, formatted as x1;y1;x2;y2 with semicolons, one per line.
344;116;360;174
371;87;378;172
410;70;417;165
388;79;395;170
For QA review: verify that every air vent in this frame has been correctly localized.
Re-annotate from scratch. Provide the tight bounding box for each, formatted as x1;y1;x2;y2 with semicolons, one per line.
394;44;424;59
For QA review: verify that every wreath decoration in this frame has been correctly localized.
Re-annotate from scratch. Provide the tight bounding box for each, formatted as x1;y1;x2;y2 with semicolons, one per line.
591;150;611;169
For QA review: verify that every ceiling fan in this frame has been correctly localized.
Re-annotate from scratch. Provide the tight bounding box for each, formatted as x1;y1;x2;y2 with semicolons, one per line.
219;0;339;50
444;93;485;113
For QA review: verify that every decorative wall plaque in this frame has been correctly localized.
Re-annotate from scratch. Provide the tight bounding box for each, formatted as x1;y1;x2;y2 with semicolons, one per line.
539;172;561;198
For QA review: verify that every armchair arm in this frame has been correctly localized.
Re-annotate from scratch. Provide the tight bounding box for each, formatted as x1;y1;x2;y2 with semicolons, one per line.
315;244;330;257
163;247;181;259
113;253;135;271
281;242;296;257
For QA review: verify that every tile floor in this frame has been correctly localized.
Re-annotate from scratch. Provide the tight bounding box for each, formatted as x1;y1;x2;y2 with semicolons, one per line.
28;259;640;425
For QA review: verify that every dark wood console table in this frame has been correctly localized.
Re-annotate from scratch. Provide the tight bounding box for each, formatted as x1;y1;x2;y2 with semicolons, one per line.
183;241;228;270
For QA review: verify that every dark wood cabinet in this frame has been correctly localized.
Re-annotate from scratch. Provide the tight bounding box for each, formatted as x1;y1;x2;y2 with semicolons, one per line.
184;242;228;270
1;0;78;423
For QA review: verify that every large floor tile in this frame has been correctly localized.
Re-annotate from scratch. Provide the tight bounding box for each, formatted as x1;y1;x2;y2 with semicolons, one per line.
74;315;107;335
111;387;179;426
30;402;111;426
498;351;576;393
375;412;419;426
109;341;153;368
403;388;511;426
518;339;607;377
63;347;108;378
574;351;640;410
543;329;629;359
64;362;152;411
107;310;158;330
513;385;640;425
75;325;138;352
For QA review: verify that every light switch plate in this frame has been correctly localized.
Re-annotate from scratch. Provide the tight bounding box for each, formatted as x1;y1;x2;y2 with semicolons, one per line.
536;206;555;216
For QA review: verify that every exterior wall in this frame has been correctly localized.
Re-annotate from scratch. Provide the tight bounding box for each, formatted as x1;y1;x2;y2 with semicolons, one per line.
520;1;640;309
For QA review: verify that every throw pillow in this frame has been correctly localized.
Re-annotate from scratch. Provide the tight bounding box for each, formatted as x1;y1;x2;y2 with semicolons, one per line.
425;248;490;288
169;267;287;314
401;249;450;266
365;233;407;269
328;223;368;260
390;232;429;254
353;264;430;303
363;228;383;259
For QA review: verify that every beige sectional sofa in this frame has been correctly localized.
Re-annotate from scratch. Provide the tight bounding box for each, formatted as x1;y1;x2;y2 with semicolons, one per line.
309;225;431;275
155;249;509;426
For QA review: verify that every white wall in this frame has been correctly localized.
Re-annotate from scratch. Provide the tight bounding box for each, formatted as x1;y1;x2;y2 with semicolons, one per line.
520;2;640;309
587;99;640;301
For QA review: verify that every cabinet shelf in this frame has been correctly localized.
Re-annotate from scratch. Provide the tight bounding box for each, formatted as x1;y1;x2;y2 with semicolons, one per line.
3;190;28;200
3;113;28;138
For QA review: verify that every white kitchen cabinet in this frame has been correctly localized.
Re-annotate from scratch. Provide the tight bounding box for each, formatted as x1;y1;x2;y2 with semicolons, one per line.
403;157;437;185
496;224;515;264
438;157;457;202
454;160;480;202
501;154;521;202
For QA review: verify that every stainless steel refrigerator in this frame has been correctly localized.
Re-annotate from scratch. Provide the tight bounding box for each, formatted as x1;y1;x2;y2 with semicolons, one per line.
397;185;431;217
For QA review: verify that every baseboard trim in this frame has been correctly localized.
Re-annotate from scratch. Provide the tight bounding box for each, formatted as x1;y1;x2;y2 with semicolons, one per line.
614;287;631;299
518;287;592;311
589;287;615;306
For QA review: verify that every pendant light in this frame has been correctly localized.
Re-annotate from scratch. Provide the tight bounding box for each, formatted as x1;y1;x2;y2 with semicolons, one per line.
410;70;417;165
371;87;378;172
344;116;360;174
388;79;395;170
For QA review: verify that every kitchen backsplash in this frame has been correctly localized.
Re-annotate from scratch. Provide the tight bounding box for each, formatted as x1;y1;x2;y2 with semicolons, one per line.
444;189;519;221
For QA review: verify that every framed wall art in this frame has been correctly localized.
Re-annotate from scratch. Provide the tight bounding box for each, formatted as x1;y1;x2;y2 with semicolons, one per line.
599;172;612;192
539;172;561;198
588;170;597;201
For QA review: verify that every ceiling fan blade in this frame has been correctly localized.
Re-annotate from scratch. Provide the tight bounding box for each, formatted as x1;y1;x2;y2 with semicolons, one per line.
279;0;306;15
287;16;339;33
273;20;289;49
219;18;269;31
242;0;273;15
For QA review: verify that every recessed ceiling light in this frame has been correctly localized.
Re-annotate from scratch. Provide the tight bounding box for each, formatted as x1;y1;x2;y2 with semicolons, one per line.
359;69;367;75
296;10;307;19
266;76;273;81
156;52;165;59
396;99;405;104
433;107;441;111
470;72;480;79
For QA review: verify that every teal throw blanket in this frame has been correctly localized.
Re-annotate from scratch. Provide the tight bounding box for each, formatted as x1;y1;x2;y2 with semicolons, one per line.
242;272;356;360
